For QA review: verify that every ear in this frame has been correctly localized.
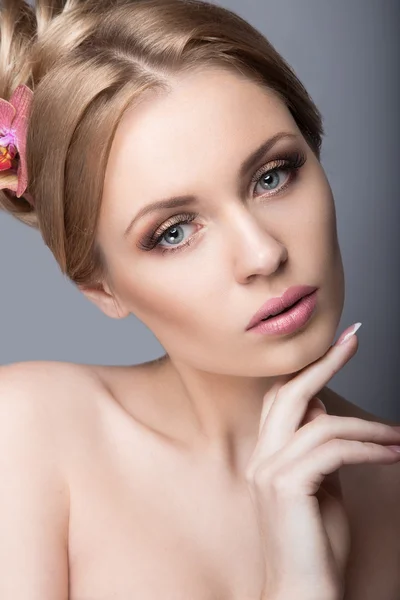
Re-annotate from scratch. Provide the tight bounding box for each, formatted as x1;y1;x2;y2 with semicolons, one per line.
78;281;130;320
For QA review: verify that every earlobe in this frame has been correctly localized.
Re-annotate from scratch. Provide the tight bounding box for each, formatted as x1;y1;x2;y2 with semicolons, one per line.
78;284;130;319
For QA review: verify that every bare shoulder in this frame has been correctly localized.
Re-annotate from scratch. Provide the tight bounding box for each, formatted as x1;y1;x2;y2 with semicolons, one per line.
321;383;400;507
0;359;104;388
321;384;400;485
321;386;400;598
0;360;108;450
0;360;105;598
0;359;106;407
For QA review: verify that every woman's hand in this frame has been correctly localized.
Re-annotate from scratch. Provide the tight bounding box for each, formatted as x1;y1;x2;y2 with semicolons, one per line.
245;324;400;600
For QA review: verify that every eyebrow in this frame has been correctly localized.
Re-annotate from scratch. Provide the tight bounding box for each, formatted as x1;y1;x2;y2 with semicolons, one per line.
123;131;300;239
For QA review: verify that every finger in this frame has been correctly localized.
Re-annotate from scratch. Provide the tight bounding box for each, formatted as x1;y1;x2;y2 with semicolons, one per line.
287;416;400;463
261;327;359;452
269;438;400;498
299;397;327;427
261;416;400;472
258;374;293;437
299;399;340;498
254;394;324;464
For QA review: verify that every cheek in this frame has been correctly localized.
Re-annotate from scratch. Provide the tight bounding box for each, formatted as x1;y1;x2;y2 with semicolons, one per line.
292;183;338;259
114;259;212;329
267;195;339;309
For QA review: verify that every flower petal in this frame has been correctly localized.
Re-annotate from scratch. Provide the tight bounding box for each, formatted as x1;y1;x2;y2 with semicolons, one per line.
0;159;13;171
10;85;33;198
10;85;33;142
0;98;15;133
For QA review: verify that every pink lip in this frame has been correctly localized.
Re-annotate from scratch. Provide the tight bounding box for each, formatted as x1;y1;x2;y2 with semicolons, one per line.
246;285;319;331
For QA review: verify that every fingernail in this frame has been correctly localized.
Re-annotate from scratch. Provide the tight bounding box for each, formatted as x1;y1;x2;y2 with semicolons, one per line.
336;322;362;346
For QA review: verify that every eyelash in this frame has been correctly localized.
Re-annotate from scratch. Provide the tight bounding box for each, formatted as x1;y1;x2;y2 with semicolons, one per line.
138;149;307;255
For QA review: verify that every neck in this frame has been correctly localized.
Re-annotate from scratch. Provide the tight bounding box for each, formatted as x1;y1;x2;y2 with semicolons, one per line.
156;354;282;479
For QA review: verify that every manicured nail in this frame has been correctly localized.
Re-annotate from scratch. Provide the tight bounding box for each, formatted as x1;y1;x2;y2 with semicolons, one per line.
336;322;362;346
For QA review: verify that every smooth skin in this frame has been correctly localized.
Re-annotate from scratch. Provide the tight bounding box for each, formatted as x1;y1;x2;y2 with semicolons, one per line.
248;331;400;599
1;346;400;599
1;67;400;599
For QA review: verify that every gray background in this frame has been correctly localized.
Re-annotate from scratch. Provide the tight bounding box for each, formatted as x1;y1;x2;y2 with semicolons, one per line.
1;0;399;421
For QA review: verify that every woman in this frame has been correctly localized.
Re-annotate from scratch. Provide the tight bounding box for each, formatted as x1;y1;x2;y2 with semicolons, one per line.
0;1;399;598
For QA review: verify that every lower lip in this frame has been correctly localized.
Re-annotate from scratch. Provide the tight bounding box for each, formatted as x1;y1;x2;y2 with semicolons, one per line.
248;290;318;335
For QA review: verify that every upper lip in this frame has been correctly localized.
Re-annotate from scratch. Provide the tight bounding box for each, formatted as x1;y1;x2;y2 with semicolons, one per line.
246;285;318;330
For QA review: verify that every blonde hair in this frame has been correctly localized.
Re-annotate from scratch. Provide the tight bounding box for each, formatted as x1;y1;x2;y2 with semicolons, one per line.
0;0;324;286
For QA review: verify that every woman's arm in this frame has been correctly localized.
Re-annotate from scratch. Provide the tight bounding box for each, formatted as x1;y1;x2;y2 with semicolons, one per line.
0;364;70;599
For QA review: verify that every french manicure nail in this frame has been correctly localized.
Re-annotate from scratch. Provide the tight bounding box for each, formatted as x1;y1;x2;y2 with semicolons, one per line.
336;322;362;346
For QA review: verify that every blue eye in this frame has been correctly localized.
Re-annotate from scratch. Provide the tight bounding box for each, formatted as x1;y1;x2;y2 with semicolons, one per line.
138;213;199;254
156;219;197;252
138;148;307;255
253;166;290;195
250;149;306;196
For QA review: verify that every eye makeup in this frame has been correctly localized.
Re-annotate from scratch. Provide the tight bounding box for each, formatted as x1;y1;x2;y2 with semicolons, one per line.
136;147;307;255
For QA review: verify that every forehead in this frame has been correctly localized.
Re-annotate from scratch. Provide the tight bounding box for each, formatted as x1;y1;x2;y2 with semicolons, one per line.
110;68;294;164
101;67;298;226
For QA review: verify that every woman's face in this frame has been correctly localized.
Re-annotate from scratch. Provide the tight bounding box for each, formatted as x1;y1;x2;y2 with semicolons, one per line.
93;67;345;377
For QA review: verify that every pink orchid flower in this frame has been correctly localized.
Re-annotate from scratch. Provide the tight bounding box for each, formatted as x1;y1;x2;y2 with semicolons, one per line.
0;84;33;198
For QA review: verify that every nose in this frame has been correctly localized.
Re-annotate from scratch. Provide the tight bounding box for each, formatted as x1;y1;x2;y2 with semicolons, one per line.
226;205;288;283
